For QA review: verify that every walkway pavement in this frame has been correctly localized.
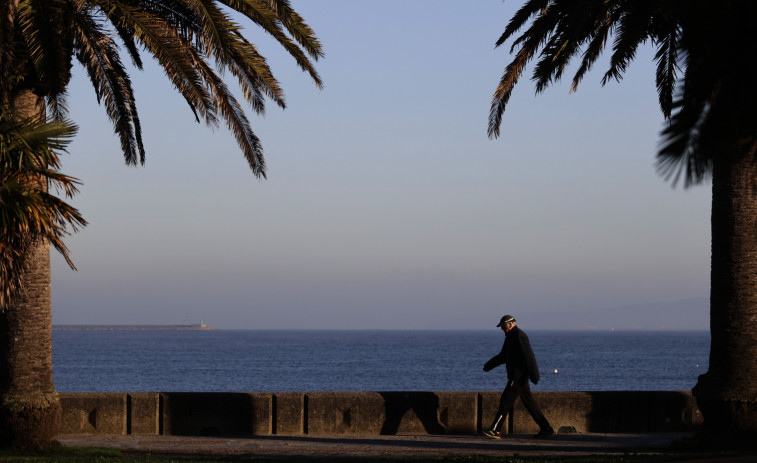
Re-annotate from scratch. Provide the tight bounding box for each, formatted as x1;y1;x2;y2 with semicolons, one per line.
57;432;754;461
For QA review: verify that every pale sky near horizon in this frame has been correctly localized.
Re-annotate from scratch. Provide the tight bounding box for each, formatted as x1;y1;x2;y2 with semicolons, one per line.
50;1;711;330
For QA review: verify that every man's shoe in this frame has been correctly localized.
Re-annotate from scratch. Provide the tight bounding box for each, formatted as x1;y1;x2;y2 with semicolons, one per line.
533;427;554;438
482;429;502;439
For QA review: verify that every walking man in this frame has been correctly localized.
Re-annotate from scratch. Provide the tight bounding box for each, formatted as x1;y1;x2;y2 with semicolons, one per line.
483;315;554;438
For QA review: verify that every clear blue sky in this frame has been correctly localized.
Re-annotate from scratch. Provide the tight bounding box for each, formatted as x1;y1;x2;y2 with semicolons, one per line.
51;1;710;330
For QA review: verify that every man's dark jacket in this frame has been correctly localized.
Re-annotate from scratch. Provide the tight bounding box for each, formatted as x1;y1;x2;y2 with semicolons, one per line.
483;325;540;384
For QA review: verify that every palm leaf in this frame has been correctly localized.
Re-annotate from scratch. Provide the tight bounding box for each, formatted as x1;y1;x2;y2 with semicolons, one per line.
71;7;144;164
489;3;562;138
173;0;284;112
496;0;549;49
601;1;655;86
5;0;322;181
221;0;323;89
0;114;86;309
0;0;20;107
100;0;219;125
190;49;266;177
16;0;72;98
112;23;144;70
570;19;610;92
531;1;613;93
653;25;680;119
260;0;323;60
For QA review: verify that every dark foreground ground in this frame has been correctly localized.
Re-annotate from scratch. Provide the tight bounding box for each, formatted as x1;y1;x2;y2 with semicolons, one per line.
57;433;756;462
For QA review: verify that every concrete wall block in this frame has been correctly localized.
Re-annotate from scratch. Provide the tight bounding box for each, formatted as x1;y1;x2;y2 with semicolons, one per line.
479;391;508;433
436;391;477;434
128;393;159;435
683;393;704;428
377;392;446;435
587;391;622;432
60;393;126;435
586;391;651;432
513;391;592;434
250;393;273;435
274;392;304;435
160;392;254;436
645;391;701;431
617;391;651;432
307;392;385;435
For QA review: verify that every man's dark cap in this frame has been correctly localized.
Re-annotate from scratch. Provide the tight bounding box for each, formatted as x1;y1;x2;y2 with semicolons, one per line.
497;315;516;327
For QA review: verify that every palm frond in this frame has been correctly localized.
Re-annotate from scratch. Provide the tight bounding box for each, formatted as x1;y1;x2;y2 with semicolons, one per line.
653;25;680;118
496;0;549;49
0;0;20;107
191;50;266;177
8;0;321;181
71;7;144;164
178;0;283;112
220;0;322;89
222;33;275;114
16;0;72;98
101;1;220;125
655;4;724;188
488;35;542;139
570;6;621;93
601;1;654;86
489;2;562;138
0;114;86;310
260;0;324;60
489;0;689;146
508;2;559;52
112;23;144;70
532;0;613;93
45;90;69;120
656;98;710;187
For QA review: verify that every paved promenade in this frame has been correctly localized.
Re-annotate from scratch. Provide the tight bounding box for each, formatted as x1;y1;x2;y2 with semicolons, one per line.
57;432;753;461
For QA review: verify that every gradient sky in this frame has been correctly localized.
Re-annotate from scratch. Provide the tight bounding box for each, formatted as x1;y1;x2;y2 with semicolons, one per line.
50;1;711;330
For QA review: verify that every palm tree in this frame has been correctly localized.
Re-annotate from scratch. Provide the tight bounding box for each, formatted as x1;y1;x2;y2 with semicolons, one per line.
1;0;323;174
488;0;757;444
0;0;322;449
0;111;84;308
0;106;86;450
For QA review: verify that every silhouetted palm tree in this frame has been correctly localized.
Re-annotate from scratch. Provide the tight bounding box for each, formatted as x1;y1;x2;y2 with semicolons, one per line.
489;0;757;444
0;0;322;449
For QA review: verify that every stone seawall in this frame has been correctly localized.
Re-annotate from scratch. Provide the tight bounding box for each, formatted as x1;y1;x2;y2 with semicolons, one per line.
59;391;702;437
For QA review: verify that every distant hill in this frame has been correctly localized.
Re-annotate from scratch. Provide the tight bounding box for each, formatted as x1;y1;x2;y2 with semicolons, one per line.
523;297;708;331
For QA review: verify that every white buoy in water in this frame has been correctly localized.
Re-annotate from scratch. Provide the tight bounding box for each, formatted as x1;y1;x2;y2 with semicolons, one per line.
553;369;558;374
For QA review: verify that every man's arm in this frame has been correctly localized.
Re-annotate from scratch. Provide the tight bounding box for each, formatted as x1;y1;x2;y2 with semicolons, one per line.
483;353;505;371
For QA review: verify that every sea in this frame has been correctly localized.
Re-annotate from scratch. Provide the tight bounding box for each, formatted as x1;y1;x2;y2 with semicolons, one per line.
51;330;709;393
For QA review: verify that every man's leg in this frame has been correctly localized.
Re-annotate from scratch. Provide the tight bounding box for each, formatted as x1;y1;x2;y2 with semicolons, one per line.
518;382;553;434
487;379;523;434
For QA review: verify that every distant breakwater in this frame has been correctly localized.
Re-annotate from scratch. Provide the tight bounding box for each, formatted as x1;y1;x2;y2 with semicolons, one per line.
52;324;217;331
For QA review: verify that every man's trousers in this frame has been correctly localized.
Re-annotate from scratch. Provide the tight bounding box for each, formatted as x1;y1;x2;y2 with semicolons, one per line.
489;378;551;433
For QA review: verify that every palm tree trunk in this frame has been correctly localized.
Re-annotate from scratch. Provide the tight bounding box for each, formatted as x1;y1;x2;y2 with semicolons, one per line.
0;243;60;450
693;140;757;442
0;92;61;450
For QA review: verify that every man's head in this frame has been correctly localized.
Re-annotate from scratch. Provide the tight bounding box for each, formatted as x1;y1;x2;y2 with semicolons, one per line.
496;315;516;333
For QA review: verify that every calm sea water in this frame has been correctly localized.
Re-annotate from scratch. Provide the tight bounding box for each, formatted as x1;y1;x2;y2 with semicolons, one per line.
51;330;709;393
